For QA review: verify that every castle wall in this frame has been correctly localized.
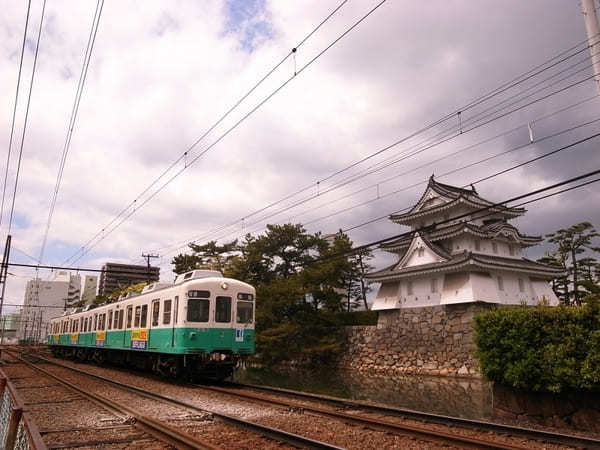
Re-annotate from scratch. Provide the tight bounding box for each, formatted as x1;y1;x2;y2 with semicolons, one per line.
337;303;495;377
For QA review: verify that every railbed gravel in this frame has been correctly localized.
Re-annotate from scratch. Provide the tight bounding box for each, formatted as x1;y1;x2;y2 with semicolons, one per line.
15;354;575;450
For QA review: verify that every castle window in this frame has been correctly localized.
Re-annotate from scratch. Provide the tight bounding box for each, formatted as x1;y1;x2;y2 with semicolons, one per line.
497;276;504;291
509;245;514;256
407;280;413;295
518;278;525;292
492;242;498;254
475;239;480;251
417;247;424;257
431;278;438;293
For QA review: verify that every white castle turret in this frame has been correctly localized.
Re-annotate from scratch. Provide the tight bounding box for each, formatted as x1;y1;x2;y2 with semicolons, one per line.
367;176;564;310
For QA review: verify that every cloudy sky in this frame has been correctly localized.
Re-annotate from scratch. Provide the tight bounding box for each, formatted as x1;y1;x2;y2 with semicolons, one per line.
1;0;599;311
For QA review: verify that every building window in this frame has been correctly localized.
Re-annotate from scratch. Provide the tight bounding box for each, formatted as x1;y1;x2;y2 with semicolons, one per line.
497;276;504;291
475;239;480;251
431;278;438;293
492;242;498;254
518;278;525;292
407;280;413;295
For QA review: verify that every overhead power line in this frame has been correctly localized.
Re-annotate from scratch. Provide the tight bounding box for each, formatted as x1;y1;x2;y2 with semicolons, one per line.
7;0;47;236
9;169;600;276
63;0;386;265
186;124;600;250
38;0;104;264
1;0;31;231
155;63;600;256
314;168;600;264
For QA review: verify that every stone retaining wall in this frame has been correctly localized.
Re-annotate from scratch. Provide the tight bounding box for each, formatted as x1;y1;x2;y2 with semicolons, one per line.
337;302;495;377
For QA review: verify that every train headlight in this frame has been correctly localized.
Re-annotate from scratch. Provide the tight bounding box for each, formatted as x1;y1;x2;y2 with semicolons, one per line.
221;282;228;290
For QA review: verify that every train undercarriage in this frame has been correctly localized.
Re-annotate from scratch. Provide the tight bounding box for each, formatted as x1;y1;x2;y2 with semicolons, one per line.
50;345;239;381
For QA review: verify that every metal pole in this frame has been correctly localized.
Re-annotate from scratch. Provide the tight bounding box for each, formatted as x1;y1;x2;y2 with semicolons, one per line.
581;0;600;96
0;235;12;345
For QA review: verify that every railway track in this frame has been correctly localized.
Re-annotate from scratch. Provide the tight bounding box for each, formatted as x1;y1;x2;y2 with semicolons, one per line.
3;350;342;449
208;381;600;450
5;349;588;449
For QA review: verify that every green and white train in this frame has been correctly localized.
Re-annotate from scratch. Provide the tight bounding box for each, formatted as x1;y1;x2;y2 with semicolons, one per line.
48;270;255;380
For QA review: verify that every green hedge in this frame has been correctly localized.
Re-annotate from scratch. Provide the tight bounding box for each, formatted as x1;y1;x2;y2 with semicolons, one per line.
473;296;600;393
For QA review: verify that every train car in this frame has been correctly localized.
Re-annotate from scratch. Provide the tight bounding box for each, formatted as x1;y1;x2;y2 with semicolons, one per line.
47;270;255;380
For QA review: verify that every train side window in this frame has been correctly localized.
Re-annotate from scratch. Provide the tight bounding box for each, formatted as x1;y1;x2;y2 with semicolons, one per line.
80;318;84;331
163;300;171;325
84;317;88;332
126;306;133;329
114;310;119;329
93;314;98;331
134;306;141;328
187;299;209;322
101;314;106;331
152;301;160;326
108;311;113;330
237;301;253;324
141;305;148;328
215;296;231;323
118;310;124;329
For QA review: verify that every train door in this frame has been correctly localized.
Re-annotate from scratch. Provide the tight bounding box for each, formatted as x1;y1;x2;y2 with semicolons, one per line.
148;299;160;350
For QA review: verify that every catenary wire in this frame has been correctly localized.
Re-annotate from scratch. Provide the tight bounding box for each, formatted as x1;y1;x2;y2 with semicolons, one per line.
60;0;350;265
166;74;599;252
181;126;600;254
9;169;600;276
64;0;388;265
7;0;47;236
154;46;600;255
38;0;104;264
0;0;31;231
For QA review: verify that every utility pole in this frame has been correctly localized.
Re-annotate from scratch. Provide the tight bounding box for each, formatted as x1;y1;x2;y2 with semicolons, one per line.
0;235;12;345
141;253;159;283
581;0;600;96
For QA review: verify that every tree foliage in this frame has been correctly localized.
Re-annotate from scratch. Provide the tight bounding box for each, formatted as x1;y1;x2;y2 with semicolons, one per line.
474;295;600;393
540;222;600;305
172;224;374;365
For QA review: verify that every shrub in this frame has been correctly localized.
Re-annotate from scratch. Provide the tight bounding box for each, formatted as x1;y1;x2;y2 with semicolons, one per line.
474;295;600;393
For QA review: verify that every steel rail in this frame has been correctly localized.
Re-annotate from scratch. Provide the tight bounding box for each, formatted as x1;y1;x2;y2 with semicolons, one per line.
224;381;600;450
13;351;343;450
197;385;532;450
9;354;223;450
23;351;528;450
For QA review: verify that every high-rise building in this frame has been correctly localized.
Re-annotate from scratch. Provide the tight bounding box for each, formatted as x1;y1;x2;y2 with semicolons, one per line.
17;271;81;343
81;275;98;305
98;263;159;297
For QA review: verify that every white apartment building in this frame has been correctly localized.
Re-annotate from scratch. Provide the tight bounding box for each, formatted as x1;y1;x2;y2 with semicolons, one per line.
81;275;98;305
17;271;81;342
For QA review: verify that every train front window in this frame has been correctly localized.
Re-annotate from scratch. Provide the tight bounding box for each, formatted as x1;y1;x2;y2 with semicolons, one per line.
236;301;253;324
187;299;209;322
215;296;231;323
